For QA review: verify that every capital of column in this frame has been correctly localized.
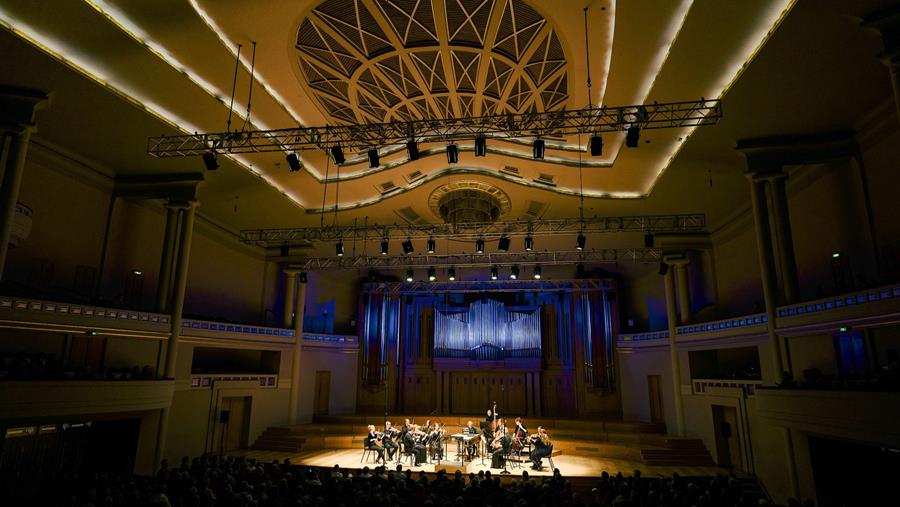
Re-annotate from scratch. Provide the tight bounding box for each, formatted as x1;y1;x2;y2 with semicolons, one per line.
0;86;49;129
284;269;300;277
864;5;900;63
164;199;197;210
663;255;689;267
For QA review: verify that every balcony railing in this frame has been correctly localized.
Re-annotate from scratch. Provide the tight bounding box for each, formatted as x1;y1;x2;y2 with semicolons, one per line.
777;283;900;319
692;378;762;397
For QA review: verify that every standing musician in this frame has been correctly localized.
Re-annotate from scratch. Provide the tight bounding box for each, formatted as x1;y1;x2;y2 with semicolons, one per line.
381;421;399;461
427;421;445;460
513;417;528;451
403;424;427;465
364;424;385;463
463;420;479;459
528;426;553;471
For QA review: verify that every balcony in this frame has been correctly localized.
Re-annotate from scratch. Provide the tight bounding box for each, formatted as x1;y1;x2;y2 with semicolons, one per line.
0;379;175;421
0;295;169;339
776;283;900;336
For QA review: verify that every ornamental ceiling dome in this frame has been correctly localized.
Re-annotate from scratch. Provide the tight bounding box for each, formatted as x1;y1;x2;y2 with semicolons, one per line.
295;0;568;124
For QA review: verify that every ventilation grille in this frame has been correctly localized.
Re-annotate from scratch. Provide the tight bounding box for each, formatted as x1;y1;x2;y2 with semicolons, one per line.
406;170;425;182
395;206;427;224
534;173;556;186
377;181;398;193
500;165;521;177
524;200;548;218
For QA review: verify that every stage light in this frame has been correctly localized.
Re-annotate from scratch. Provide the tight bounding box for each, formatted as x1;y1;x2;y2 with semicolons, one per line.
446;143;459;164
510;266;519;280
644;233;654;248
658;262;668;275
406;269;414;282
131;269;143;276
427;237;436;253
406;139;419;160
524;235;534;251
475;136;487;157
626;127;640;148
286;153;302;172
367;149;380;168
428;267;436;281
335;241;344;257
299;271;308;283
533;265;542;279
330;145;345;164
590;135;603;156
203;151;219;170
490;266;498;280
498;236;510;252
280;244;290;257
380;238;389;255
576;232;586;250
532;139;545;159
475;238;485;254
402;238;414;254
448;267;456;281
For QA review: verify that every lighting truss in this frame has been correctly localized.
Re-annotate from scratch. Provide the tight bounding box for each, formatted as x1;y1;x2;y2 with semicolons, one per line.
290;248;661;272
242;214;705;247
363;278;614;295
147;99;721;156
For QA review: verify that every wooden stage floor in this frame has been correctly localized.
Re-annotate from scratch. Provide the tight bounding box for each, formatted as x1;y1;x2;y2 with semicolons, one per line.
228;448;726;479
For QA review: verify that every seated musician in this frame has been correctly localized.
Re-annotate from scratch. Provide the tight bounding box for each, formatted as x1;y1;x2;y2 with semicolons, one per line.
513;417;528;451
364;424;385;463
382;421;399;461
463;420;479;458
529;426;553;471
428;422;445;460
403;424;427;465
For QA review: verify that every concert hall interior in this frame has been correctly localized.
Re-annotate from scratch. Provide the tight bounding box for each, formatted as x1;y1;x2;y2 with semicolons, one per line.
2;0;900;506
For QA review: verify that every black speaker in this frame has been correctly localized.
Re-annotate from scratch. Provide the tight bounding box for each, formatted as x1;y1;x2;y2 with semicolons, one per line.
658;262;668;276
219;410;230;424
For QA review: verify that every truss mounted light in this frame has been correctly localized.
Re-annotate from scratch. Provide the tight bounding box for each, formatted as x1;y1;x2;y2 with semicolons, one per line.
202;151;218;171
428;267;436;281
576;232;586;250
406;139;419;160
335;241;344;257
532;139;545;159
402;238;415;254
380;238;389;255
490;266;498;280
474;136;487;157
590;135;603;156
330;145;345;164
367;148;380;168
406;269;414;282
524;235;534;251
427;237;436;254
446;143;459;164
498;236;510;252
448;266;456;281
475;238;485;254
626;127;640;148
286;153;301;172
510;265;519;280
533;265;542;279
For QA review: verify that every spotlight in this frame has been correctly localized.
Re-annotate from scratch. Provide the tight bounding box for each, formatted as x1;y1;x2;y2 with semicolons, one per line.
532;139;545;159
590;135;603;156
286;153;302;172
658;262;668;275
475;238;485;254
533;265;542;279
380;238;389;255
402;238;414;254
406;269;414;282
510;266;519;280
330;145;345;164
576;232;586;250
498;236;510;252
475;136;487;157
448;267;456;281
490;266;498;280
367;148;380;168
524;235;534;251
626;127;640;148
428;267;436;281
644;233;654;248
335;241;344;257
406;139;419;160
299;271;308;283
446;143;459;164
427;237;436;254
203;151;219;170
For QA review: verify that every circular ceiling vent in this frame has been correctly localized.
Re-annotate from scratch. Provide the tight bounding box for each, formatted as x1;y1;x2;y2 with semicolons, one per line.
295;0;569;124
429;180;510;224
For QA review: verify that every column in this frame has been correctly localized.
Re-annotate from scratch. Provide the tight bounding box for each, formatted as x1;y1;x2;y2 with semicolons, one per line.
747;174;786;383
155;201;196;467
663;262;686;436
0;87;48;280
283;270;298;328
866;7;900;119
288;277;306;425
156;204;179;312
670;257;692;325
766;172;800;303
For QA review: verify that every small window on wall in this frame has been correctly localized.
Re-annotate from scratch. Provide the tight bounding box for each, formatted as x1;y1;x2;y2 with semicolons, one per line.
834;330;868;377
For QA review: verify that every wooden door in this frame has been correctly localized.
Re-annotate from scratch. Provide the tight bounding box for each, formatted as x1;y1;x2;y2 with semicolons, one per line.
314;371;331;416
222;396;251;451
648;375;664;424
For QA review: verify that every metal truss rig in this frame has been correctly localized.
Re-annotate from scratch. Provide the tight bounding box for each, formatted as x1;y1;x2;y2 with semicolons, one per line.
290;248;661;271
243;213;705;246
147;99;721;156
362;278;614;295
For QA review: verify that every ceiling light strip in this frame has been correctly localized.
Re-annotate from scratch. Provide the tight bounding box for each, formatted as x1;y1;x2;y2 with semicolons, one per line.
595;0;617;107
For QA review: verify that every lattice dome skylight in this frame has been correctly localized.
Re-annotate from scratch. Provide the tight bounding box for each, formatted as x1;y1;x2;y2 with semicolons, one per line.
295;0;569;125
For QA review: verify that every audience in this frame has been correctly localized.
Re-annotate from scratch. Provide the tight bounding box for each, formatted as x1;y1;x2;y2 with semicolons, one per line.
4;453;795;507
0;351;157;380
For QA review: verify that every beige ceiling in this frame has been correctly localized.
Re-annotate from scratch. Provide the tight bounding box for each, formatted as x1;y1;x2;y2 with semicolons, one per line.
0;0;895;239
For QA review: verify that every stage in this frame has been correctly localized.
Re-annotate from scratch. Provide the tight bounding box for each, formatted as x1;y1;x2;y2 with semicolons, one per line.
228;447;726;479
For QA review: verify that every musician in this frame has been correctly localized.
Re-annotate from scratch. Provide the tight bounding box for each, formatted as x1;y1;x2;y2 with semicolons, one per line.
428;422;445;460
490;418;510;468
364;424;385;463
529;426;553;471
382;421;399;461
463;420;479;458
513;417;528;452
403;424;427;465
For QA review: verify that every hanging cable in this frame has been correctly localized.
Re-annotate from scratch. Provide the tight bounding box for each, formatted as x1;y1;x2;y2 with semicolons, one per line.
583;7;592;107
578;132;585;224
225;44;242;133
320;150;330;228
333;158;340;227
241;41;257;132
